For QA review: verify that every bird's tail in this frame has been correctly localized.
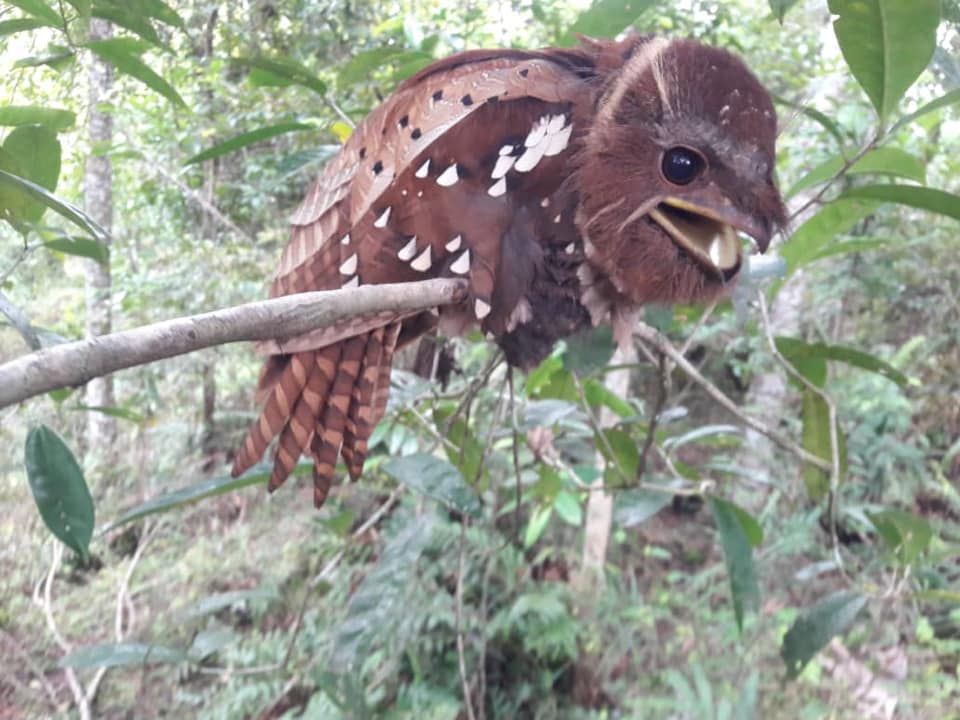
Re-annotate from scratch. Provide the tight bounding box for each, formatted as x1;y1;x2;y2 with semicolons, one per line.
231;321;402;506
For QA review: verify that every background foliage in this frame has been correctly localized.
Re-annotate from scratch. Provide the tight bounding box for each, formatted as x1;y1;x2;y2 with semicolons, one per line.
1;0;959;717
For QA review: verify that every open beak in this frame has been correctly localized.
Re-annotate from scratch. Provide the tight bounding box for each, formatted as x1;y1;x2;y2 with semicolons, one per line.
648;194;770;278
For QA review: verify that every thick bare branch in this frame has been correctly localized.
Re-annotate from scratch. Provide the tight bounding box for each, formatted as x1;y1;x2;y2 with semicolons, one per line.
0;279;468;409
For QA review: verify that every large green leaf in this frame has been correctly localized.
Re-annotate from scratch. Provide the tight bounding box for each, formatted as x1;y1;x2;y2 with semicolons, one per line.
432;406;484;483
43;235;109;264
613;489;671;527
60;642;187;669
105;468;277;530
866;508;932;565
1;124;61;223
799;390;848;501
558;0;657;46
769;0;801;22
0;105;75;130
13;46;76;70
0;17;51;36
91;4;162;46
828;0;941;122
184;123;314;165
596;427;640;482
24;426;95;562
338;47;405;88
236;56;327;97
775;337;908;387
86;39;186;108
383;453;482;517
117;0;185;30
779;199;877;274
0;169;108;240
842;185;960;221
709;497;760;632
5;0;61;26
786;147;926;199
781;591;868;678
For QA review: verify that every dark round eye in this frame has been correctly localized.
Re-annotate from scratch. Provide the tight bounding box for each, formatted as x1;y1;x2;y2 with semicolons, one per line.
661;147;705;185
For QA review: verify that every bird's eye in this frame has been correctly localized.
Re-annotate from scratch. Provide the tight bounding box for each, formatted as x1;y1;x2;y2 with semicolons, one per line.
661;147;705;186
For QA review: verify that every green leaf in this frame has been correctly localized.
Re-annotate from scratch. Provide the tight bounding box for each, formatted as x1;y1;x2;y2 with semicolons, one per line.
728;502;764;547
558;0;657;46
0;105;75;130
188;628;236;661
5;0;62;26
0;169;109;240
0;17;51;35
91;5;161;46
337;47;403;87
786;147;926;199
553;491;583;526
779;199;877;274
43;235;109;264
781;591;868;679
67;404;143;423
1;124;61;223
709;497;760;631
13;46;76;70
524;504;553;547
775;337;908;387
383;453;482;517
596;427;640;481
866;508;932;565
807;237;892;262
892;89;960;132
800;390;843;501
24;426;95;562
86;39;186;108
613;489;671;527
60;642;186;669
105;468;275;530
842;185;960;221
184;123;314;165
333;515;434;669
563;325;615;376
236;56;327;97
769;0;800;22
432;407;484;482
183;588;278;618
583;378;634;418
122;0;185;30
828;0;941;122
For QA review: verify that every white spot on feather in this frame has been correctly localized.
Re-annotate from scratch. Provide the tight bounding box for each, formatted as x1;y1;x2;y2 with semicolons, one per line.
525;117;549;147
450;250;470;275
339;253;358;275
543;123;572;157
565;243;575;254
416;159;430;178
488;177;507;197
437;164;459;186
374;207;391;228
553;214;561;224
499;144;514;156
474;298;491;320
445;235;462;252
342;275;359;288
340;233;351;245
515;142;548;173
540;197;550;208
410;246;432;272
398;236;418;261
492;155;515;179
546;114;566;133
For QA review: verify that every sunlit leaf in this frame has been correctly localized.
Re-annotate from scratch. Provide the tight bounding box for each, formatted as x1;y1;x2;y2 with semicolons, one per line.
1;124;61;223
13;46;75;70
775;337;908;387
236;55;327;97
0;105;75;130
24;425;94;562
524;503;553;547
828;0;940;121
779;199;876;275
596;428;640;481
0;17;51;36
709;497;760;631
558;0;657;46
866;508;932;565
60;642;186;669
842;185;960;221
383;453;482;517
781;591;868;678
86;39;186;108
92;5;162;45
769;0;800;22
184;123;314;165
583;378;634;419
807;237;892;262
892;88;960;133
553;491;583;526
337;47;403;87
0;169;108;240
5;0;61;26
786;147;926;199
43;235;109;264
799;390;847;501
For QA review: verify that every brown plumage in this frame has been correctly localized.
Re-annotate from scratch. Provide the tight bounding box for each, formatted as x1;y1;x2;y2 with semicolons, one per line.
232;35;787;506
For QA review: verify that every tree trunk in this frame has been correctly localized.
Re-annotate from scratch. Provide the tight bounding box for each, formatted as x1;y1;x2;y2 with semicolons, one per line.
83;18;116;456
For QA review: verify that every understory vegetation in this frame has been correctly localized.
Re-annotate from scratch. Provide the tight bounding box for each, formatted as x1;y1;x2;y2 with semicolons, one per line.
1;0;959;717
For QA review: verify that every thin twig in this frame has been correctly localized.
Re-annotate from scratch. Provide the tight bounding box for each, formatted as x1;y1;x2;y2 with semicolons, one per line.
788;134;880;222
634;321;832;472
637;353;668;481
455;522;477;720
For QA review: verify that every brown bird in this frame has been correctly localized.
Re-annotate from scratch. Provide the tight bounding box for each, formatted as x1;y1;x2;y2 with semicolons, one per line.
232;34;787;507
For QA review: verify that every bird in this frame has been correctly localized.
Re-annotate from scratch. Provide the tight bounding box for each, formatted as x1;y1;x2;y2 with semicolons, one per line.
231;34;787;507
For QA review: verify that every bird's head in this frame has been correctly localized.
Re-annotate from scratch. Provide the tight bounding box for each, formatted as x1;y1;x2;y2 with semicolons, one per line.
574;36;787;306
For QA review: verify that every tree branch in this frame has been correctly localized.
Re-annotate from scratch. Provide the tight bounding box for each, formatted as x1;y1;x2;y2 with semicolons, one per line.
0;278;468;409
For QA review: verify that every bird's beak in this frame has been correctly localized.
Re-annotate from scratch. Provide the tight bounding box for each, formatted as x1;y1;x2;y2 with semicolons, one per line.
648;192;771;276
